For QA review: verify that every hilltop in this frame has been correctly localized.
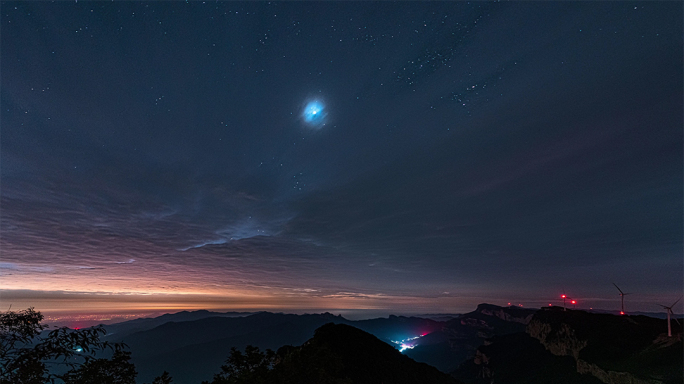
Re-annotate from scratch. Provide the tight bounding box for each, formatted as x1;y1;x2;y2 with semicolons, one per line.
266;323;460;384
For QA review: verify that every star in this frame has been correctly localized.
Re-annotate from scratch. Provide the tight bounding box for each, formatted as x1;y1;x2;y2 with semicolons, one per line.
302;100;327;127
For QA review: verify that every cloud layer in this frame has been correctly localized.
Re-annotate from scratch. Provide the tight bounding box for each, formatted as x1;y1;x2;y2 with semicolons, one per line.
1;2;682;314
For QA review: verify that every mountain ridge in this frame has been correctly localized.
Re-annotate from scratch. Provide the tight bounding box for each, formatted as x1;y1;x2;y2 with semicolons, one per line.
97;304;682;383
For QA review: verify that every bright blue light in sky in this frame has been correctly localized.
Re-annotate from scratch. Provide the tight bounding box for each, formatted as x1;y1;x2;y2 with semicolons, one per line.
302;100;326;126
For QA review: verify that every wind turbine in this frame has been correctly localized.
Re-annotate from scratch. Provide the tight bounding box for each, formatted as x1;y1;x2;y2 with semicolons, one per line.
659;297;682;337
613;283;631;315
561;294;567;311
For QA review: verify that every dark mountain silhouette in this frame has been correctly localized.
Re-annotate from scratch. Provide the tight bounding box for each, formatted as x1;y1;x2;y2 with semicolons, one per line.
97;304;682;383
133;313;346;383
453;332;603;384
104;311;445;383
406;303;536;372
268;323;461;384
103;310;253;338
453;306;683;384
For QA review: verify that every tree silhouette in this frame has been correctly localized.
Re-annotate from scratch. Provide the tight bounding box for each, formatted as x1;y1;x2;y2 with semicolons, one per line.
203;346;275;384
150;371;173;384
60;348;136;384
0;307;140;384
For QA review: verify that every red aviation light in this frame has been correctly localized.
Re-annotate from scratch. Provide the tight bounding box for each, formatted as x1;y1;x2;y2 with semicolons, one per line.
571;300;576;304
561;295;566;299
620;311;625;315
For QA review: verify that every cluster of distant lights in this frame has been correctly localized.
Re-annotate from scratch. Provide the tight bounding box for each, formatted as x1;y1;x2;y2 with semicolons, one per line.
45;313;148;322
44;313;153;325
390;333;429;353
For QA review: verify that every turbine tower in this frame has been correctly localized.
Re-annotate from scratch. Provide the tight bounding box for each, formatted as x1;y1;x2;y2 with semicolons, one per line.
613;283;631;315
659;297;682;337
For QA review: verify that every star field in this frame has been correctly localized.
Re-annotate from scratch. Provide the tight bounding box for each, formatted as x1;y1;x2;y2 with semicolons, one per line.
1;1;682;316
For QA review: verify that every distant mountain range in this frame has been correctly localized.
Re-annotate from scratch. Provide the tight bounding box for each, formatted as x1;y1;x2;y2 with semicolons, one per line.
104;311;444;383
100;304;682;384
102;309;253;337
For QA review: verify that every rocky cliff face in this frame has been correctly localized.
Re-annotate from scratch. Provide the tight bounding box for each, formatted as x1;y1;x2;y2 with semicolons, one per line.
443;304;536;341
406;304;538;374
575;359;663;384
524;308;682;384
527;317;660;384
478;305;535;325
527;319;588;359
452;330;596;384
453;307;682;384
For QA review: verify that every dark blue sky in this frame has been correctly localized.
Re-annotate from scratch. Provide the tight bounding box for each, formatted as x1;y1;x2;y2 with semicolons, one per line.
1;1;682;315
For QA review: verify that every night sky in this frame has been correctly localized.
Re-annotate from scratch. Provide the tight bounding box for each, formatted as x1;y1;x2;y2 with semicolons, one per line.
2;1;682;317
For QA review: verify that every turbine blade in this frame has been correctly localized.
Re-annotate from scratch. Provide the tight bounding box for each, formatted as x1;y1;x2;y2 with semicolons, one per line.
612;283;624;294
671;296;682;308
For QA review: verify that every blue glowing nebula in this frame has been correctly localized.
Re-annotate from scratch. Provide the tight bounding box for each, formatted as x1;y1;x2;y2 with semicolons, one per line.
302;100;327;126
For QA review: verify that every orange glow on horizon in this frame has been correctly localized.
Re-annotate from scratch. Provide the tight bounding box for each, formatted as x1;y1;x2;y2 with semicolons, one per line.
1;286;491;317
